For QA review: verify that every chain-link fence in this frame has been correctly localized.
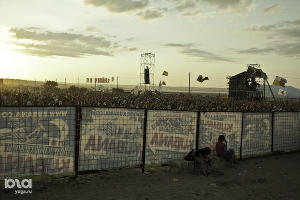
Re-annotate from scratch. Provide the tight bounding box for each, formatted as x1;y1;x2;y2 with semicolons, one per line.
242;113;272;158
273;112;300;152
199;112;242;158
0;107;75;179
78;108;144;171
0;107;299;179
145;110;197;165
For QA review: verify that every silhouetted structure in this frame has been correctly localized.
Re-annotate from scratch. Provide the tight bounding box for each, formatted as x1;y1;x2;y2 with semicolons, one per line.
140;52;155;90
229;64;267;100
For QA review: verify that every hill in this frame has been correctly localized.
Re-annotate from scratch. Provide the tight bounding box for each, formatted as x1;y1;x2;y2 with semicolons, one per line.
262;85;300;99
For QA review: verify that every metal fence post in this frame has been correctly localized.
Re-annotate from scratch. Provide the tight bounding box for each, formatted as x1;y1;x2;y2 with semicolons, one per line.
240;112;244;159
75;106;81;177
196;111;200;150
142;109;148;173
271;112;274;153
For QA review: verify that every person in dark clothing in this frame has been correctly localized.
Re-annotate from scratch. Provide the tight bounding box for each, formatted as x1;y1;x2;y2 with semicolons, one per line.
216;135;235;161
184;147;211;161
184;147;212;175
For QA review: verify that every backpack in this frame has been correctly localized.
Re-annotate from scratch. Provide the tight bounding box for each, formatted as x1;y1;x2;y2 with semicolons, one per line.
184;149;195;161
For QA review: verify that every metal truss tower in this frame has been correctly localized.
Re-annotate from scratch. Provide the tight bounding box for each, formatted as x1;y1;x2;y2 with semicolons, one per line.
140;52;155;90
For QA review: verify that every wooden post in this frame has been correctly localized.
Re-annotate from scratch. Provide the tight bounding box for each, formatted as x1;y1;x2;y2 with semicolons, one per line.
189;72;191;95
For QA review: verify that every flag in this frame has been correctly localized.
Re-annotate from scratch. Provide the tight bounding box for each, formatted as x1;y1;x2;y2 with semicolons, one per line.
159;81;162;87
95;78;98;83
197;75;209;83
162;81;166;85
162;71;168;76
273;76;287;87
278;89;287;96
86;78;89;83
90;78;93;83
112;77;114;82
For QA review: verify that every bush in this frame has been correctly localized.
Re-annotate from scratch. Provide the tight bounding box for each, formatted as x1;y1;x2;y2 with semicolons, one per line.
44;81;58;91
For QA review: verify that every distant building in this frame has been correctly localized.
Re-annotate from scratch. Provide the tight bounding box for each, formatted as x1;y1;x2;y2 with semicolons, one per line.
228;64;267;100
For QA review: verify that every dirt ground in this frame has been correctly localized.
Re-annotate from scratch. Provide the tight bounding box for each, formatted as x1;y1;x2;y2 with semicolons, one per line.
1;152;300;200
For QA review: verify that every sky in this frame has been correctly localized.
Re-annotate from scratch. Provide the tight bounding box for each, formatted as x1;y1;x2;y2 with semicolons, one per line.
0;0;299;88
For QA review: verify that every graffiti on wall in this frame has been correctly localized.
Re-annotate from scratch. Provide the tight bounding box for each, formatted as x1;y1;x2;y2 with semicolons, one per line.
274;112;300;151
199;112;242;154
79;108;144;171
146;111;196;165
242;113;272;156
0;108;75;179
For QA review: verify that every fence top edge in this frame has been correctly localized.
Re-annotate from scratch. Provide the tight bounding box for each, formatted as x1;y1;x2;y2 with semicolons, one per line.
0;106;76;109
0;106;299;113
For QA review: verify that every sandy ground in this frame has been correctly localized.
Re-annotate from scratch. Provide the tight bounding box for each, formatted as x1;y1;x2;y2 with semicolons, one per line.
1;152;300;200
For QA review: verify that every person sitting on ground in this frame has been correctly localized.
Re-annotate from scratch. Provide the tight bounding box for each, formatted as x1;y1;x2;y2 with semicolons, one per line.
184;147;211;161
184;147;212;175
216;135;235;162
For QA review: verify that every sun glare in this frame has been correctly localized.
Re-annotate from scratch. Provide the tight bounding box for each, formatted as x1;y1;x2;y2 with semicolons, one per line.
0;30;32;79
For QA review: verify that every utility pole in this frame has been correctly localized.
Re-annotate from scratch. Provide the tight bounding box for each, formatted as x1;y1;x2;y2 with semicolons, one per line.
117;76;119;89
189;72;191;95
263;79;266;100
266;79;276;102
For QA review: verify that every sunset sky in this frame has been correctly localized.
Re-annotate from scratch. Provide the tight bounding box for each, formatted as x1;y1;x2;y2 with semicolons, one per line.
0;0;299;88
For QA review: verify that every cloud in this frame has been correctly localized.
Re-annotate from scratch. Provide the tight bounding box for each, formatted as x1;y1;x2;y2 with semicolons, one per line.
247;24;278;31
129;47;138;51
287;19;300;26
164;43;196;48
247;19;300;41
167;0;253;16
137;9;165;20
235;47;275;54
200;0;253;13
164;43;234;62
235;43;300;58
12;42;112;57
167;0;199;11
275;43;300;57
238;20;300;58
248;19;300;31
164;0;202;17
264;4;283;14
9;27;134;58
10;28;112;47
84;0;149;13
181;10;202;16
278;28;300;41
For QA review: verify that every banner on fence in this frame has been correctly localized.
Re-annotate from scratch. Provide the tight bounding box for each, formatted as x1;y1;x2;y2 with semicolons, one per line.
0;107;75;179
199;112;242;155
274;112;300;152
79;108;144;171
146;111;196;165
242;113;272;157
